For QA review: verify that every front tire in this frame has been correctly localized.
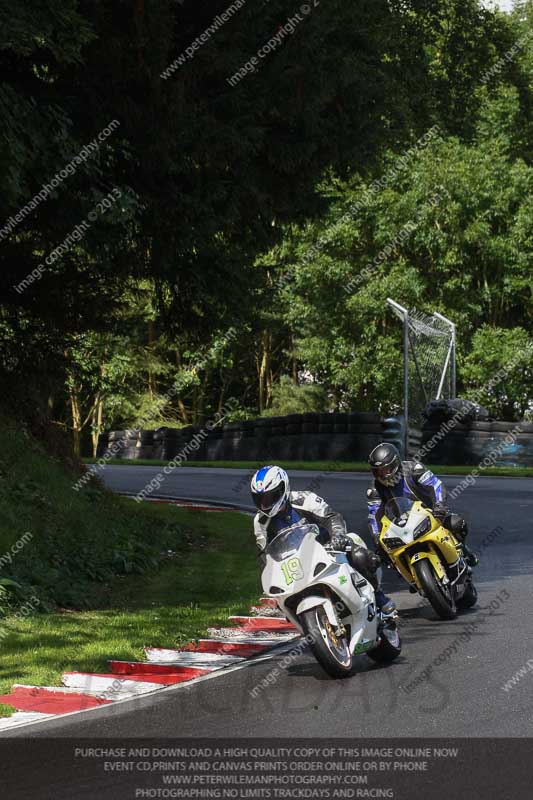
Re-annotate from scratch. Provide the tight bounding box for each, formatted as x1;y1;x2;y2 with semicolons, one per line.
301;606;353;678
367;621;402;663
414;558;457;620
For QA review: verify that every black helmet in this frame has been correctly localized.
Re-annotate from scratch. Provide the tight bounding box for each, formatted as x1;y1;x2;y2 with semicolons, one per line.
369;443;402;487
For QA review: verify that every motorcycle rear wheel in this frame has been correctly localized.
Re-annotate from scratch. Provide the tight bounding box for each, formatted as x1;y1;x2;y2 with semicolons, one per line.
414;558;457;620
367;621;402;663
457;578;478;609
301;606;354;678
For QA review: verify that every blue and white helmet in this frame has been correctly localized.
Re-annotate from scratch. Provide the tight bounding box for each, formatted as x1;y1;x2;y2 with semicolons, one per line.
251;465;290;518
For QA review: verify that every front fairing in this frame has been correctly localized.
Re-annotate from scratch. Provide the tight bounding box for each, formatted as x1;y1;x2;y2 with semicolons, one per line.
262;523;378;654
379;500;461;576
381;501;435;547
261;524;333;598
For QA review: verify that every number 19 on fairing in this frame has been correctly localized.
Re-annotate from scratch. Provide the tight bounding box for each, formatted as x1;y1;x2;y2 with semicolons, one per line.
281;557;304;585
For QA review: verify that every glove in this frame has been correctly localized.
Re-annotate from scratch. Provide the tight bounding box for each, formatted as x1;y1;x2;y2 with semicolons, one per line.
329;534;351;551
433;502;449;522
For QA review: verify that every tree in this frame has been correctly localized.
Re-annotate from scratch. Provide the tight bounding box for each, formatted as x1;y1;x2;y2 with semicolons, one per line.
462;326;533;419
262;376;327;416
273;124;533;413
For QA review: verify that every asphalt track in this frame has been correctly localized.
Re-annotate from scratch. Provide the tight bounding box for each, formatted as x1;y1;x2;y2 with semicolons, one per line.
10;467;533;738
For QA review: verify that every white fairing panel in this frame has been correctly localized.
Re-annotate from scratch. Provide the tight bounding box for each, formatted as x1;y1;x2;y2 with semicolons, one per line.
261;523;379;656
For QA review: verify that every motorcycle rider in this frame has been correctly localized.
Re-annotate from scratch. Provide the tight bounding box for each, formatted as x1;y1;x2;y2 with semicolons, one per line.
367;443;478;567
251;465;396;614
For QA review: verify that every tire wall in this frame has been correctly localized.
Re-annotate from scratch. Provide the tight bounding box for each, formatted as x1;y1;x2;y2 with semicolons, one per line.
419;420;533;466
96;415;533;466
97;412;385;462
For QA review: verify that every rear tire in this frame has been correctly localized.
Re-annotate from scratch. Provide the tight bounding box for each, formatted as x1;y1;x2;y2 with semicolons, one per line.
301;606;353;678
367;622;402;663
457;579;478;609
414;558;457;620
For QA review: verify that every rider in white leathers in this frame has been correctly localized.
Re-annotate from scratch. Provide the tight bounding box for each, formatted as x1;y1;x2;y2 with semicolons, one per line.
251;465;395;614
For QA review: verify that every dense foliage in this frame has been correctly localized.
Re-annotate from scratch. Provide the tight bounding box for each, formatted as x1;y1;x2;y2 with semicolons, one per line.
0;0;532;456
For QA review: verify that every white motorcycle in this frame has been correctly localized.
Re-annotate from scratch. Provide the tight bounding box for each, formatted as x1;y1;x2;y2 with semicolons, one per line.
261;522;402;678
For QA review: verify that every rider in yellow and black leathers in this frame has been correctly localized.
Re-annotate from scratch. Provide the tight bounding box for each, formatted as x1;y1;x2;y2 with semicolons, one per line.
367;443;478;567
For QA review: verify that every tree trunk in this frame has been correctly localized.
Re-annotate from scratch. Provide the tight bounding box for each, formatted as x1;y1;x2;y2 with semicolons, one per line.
197;371;209;422
217;371;228;414
91;394;104;457
70;388;82;458
177;398;188;424
267;367;274;407
148;320;157;397
291;333;298;384
258;331;271;413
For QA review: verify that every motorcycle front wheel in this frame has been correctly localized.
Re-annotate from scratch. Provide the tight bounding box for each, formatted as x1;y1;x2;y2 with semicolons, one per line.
301;606;353;678
414;558;457;620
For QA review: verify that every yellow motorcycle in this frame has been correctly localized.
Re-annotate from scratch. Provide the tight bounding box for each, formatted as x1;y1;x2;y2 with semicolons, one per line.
379;497;477;619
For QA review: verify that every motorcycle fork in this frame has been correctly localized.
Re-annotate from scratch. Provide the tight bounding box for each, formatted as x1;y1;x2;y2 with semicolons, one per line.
447;557;468;585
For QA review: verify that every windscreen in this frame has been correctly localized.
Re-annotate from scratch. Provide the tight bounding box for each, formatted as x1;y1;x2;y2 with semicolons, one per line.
265;523;319;562
383;497;415;525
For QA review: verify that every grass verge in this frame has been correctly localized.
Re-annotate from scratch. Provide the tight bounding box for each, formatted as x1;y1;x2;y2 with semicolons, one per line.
83;458;533;478
0;508;258;707
0;417;259;716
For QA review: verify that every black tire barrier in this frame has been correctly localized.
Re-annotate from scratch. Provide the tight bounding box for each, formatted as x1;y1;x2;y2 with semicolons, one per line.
383;416;406;459
108;430;129;442
267;416;286;427
119;446;142;459
347;411;381;424
332;413;349;424
223;423;241;438
285;424;302;435
347;423;383;434
490;421;523;433
285;413;304;424
423;398;490;423
241;420;256;437
97;411;533;466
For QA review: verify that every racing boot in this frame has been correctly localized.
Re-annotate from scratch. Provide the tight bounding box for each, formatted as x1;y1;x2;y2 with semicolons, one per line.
462;545;479;567
375;589;396;615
